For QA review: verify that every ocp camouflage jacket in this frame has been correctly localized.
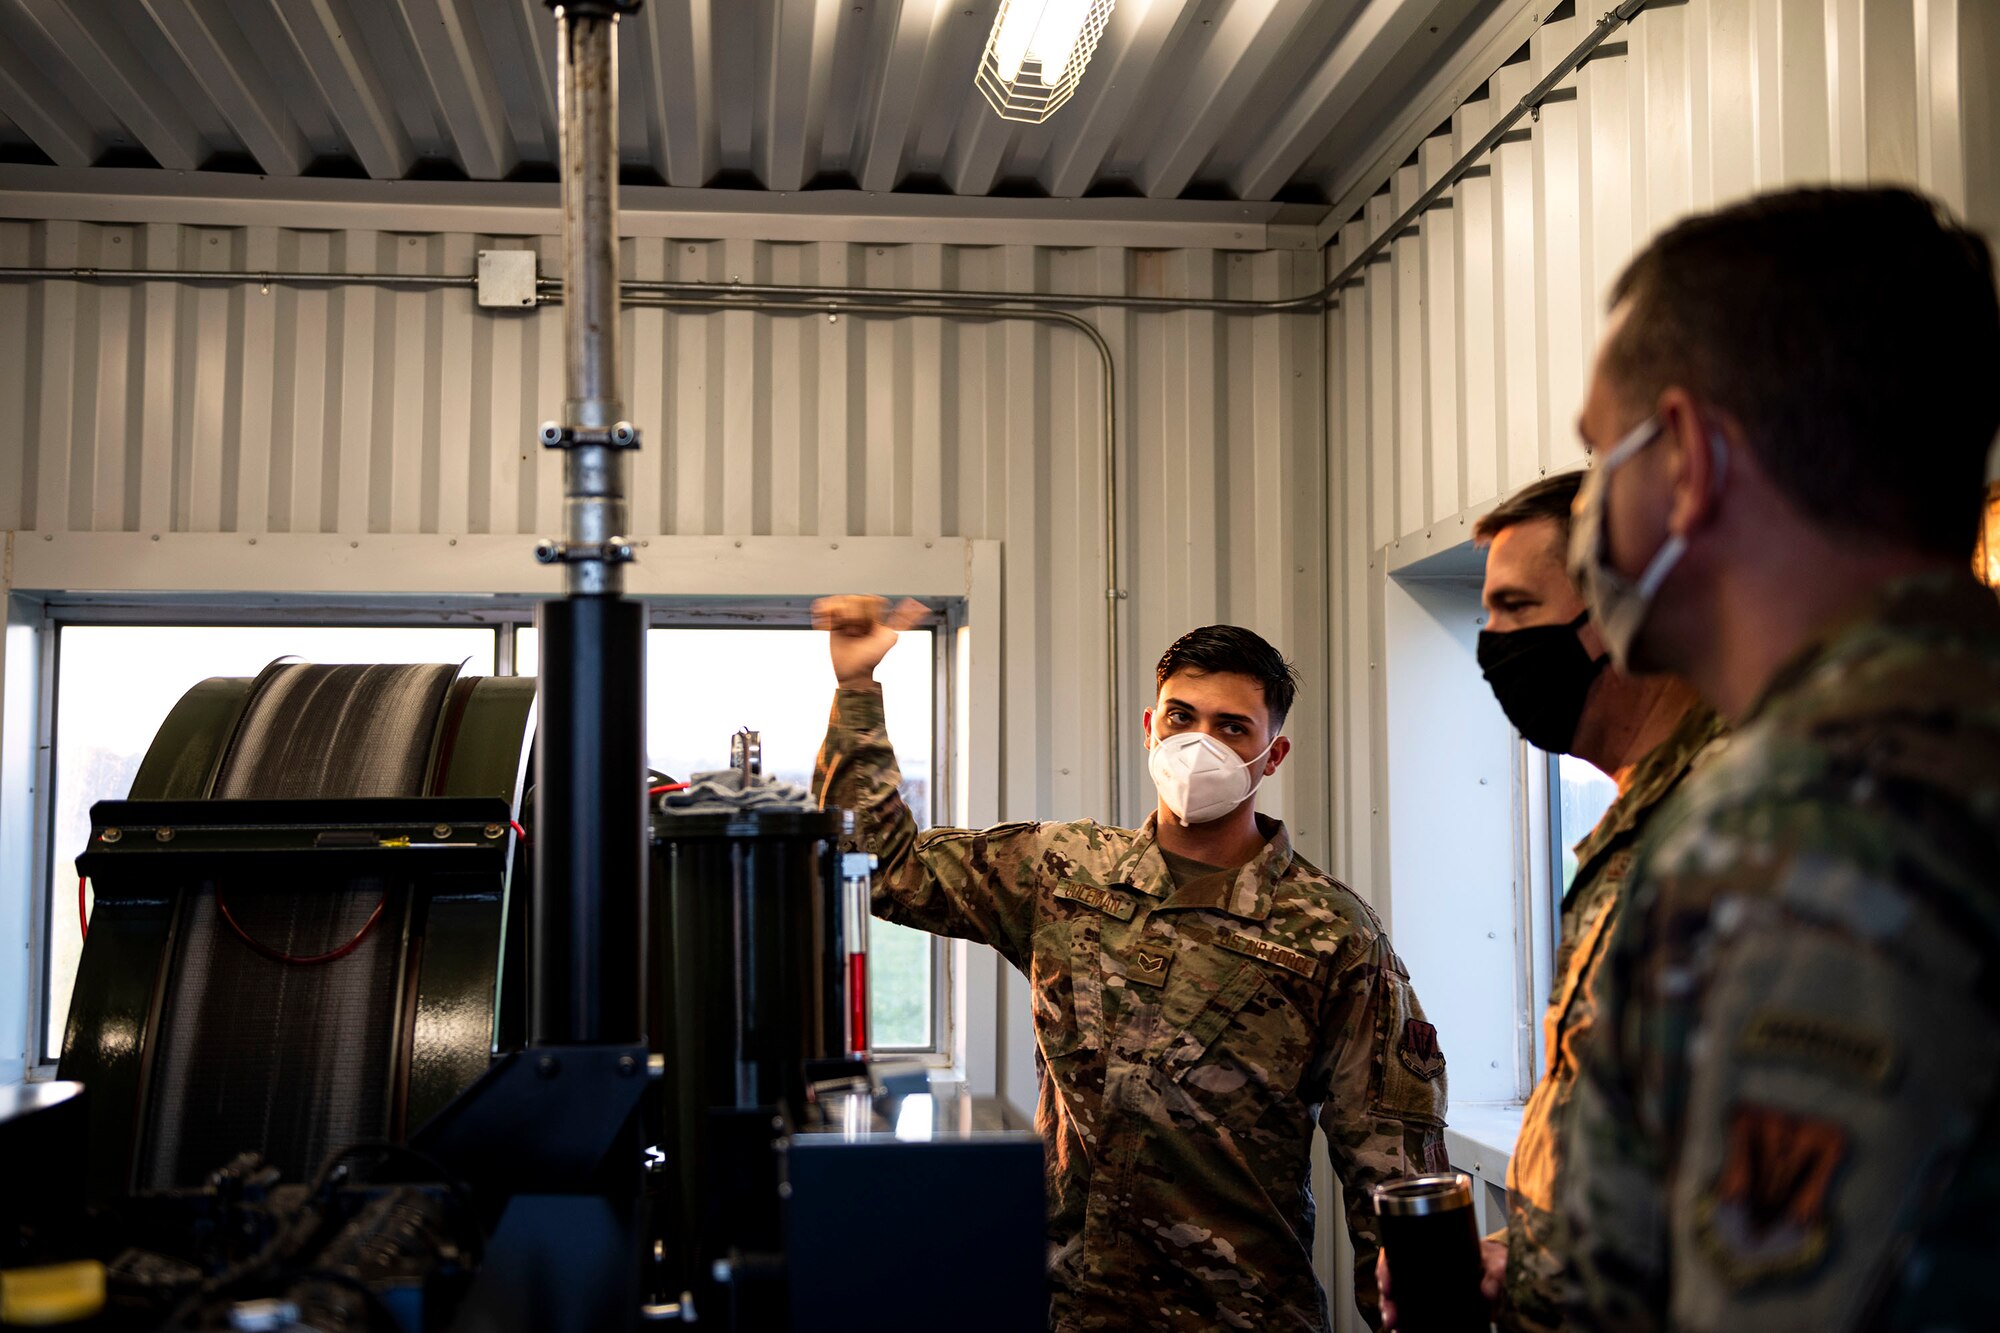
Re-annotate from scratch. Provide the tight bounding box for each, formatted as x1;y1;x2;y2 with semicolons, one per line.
1497;703;1724;1332
1561;572;2000;1331
816;684;1449;1332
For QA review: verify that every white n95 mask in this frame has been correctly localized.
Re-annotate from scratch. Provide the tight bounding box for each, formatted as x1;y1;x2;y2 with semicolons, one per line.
1147;731;1275;825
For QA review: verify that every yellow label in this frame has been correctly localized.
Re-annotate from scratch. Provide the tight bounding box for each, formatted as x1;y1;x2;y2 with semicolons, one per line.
0;1260;106;1325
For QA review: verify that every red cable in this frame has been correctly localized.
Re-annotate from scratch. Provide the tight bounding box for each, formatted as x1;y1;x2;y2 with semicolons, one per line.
216;890;385;965
648;783;688;795
217;813;528;962
78;875;89;941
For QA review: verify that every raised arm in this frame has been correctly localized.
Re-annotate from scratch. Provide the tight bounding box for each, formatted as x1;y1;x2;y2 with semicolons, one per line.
811;594;1043;970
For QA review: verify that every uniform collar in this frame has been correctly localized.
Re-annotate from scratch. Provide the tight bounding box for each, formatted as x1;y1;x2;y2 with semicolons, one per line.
1569;703;1724;890
1116;812;1290;922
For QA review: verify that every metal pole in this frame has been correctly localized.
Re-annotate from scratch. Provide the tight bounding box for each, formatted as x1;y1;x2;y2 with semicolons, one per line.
532;0;646;1049
558;1;627;597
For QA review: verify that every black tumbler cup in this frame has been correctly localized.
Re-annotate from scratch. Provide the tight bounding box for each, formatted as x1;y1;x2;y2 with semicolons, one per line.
1370;1172;1487;1333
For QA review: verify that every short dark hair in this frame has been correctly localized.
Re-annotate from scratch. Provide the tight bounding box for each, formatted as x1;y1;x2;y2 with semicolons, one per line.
1155;626;1300;731
1604;186;2000;561
1473;470;1585;554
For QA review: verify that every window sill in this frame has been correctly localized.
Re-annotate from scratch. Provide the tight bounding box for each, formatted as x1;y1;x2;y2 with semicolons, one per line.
1443;1101;1525;1185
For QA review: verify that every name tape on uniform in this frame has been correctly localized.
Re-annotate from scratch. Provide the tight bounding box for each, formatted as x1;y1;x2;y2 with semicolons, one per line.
1054;881;1138;921
1737;1010;1897;1090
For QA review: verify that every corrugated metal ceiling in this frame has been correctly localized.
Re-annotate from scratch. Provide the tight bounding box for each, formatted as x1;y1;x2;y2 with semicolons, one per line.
0;0;1508;205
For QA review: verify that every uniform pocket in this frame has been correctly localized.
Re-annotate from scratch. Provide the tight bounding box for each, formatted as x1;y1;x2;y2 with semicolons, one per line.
1158;957;1267;1083
1160;965;1320;1110
1373;964;1448;1127
1030;919;1101;1059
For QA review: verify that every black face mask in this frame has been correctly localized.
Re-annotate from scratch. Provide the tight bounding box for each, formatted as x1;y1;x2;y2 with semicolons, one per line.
1476;610;1608;755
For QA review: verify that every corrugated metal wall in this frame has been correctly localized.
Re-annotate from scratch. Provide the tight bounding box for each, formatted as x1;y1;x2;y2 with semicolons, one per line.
1322;0;1996;912
0;223;1326;838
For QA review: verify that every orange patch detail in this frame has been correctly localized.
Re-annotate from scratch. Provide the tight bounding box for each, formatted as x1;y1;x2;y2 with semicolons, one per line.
1713;1105;1846;1233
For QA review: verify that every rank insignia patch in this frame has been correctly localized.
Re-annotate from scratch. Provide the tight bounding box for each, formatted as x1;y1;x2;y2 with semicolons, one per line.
1127;943;1174;987
1696;1103;1847;1286
1397;1018;1444;1081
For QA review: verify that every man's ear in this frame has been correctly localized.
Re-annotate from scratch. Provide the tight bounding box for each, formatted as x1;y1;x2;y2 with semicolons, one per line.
1657;386;1727;538
1264;736;1290;776
1141;708;1155;749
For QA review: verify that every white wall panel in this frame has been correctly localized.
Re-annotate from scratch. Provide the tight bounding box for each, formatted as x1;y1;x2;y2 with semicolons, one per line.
0;220;1327;848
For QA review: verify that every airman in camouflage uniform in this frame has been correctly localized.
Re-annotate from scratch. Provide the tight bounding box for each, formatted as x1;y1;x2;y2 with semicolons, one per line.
1563;574;2000;1328
1464;473;1726;1332
1553;187;2000;1329
813;606;1447;1331
1497;702;1720;1330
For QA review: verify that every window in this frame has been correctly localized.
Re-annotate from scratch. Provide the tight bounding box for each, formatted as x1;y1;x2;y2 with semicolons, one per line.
518;624;942;1050
47;625;500;1061
1551;753;1617;893
39;610;951;1068
1382;553;1616;1107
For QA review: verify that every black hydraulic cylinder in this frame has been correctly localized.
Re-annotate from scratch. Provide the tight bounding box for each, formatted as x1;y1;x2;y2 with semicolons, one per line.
532;594;646;1046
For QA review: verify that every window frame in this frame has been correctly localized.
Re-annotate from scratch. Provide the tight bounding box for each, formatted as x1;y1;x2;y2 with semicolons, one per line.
27;595;959;1073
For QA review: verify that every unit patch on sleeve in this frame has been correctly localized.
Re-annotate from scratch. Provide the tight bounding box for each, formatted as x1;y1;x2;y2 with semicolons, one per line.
1695;1103;1848;1286
1053;881;1138;921
1397;1018;1445;1081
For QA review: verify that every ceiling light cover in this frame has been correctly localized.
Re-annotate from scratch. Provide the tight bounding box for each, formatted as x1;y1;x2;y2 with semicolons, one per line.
977;0;1116;124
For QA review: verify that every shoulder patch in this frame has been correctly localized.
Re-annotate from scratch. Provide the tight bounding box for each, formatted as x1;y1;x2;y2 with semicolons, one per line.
1738;1011;1897;1090
1696;1104;1846;1287
1053;880;1138;922
1211;928;1319;979
1397;1017;1445;1081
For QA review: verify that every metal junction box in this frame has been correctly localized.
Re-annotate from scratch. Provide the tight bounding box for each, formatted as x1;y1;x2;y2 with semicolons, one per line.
477;249;539;308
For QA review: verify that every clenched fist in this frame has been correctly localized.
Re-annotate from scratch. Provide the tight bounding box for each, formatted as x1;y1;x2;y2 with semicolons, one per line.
811;594;928;688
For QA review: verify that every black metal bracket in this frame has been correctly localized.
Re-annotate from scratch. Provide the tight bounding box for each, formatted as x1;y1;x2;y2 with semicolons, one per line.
413;1044;655;1197
537;421;641;450
533;538;636;566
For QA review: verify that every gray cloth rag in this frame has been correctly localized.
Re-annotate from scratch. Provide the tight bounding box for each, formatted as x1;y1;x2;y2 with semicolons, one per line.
659;767;817;814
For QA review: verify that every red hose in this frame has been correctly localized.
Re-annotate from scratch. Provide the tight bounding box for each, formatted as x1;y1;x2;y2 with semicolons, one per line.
648;783;688;795
216;890;385;965
78;876;89;941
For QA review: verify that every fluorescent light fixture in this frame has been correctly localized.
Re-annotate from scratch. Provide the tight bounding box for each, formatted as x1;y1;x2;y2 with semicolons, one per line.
976;0;1116;124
